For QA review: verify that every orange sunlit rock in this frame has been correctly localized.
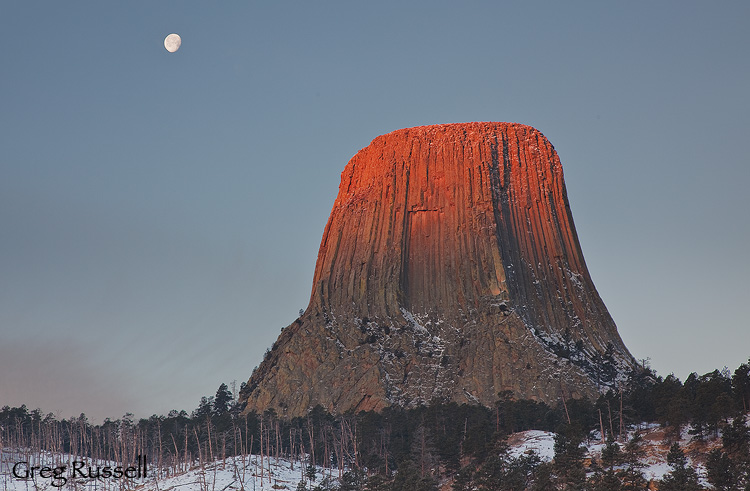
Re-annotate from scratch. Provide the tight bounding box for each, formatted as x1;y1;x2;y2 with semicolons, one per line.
240;123;634;417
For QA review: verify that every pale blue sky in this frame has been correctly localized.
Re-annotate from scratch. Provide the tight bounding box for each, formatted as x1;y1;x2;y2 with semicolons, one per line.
1;2;748;421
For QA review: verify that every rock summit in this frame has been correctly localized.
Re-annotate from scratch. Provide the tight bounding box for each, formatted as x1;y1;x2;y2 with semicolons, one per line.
239;122;634;417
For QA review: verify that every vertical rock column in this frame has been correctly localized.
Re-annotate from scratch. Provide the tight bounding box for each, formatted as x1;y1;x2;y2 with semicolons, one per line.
240;122;634;418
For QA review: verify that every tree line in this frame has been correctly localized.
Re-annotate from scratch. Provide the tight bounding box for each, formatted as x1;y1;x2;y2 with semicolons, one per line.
1;358;749;490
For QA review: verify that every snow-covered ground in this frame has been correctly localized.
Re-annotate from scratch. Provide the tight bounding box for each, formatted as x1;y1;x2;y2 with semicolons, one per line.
1;422;723;490
0;449;333;491
503;422;715;484
507;429;556;461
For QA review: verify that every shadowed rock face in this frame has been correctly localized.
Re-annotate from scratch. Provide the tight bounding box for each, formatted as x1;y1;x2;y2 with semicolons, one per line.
239;122;634;418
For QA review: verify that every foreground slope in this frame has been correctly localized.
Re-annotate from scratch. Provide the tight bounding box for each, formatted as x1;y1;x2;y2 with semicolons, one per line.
240;122;634;417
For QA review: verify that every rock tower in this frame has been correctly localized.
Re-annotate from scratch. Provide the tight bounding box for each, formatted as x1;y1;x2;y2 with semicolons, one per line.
239;122;634;417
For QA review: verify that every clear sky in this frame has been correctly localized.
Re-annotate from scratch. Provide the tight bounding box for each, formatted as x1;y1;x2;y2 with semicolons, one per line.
1;2;748;422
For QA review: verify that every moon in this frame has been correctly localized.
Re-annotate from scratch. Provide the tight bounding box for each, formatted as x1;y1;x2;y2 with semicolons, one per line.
164;33;181;53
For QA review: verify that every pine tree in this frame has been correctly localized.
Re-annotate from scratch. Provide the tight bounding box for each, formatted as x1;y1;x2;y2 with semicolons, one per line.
306;463;317;482
653;374;689;441
192;396;214;420
552;426;587;490
365;473;392;491
392;460;438;491
658;443;703;491
213;383;233;416
590;435;626;491
619;432;648;490
731;360;750;412
721;416;750;458
711;416;750;490
706;449;738;491
339;468;368;491
602;343;618;385
474;439;512;490
313;476;338;491
450;466;474;491
590;466;622;491
600;435;622;470
529;462;555;491
504;453;542;490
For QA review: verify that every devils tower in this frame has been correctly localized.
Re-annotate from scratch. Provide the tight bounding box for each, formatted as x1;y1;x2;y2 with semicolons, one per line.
239;122;634;417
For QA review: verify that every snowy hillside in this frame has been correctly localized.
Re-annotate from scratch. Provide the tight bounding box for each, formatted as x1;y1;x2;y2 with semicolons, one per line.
1;422;723;490
0;449;335;491
506;424;716;485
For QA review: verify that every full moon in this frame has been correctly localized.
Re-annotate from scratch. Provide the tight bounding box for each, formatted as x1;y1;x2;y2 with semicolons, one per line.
164;33;181;53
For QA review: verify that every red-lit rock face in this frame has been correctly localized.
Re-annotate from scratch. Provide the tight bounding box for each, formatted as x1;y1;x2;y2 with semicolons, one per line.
240;123;634;417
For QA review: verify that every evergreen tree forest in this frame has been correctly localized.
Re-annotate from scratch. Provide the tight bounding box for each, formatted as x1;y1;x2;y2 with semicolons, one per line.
2;359;749;490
